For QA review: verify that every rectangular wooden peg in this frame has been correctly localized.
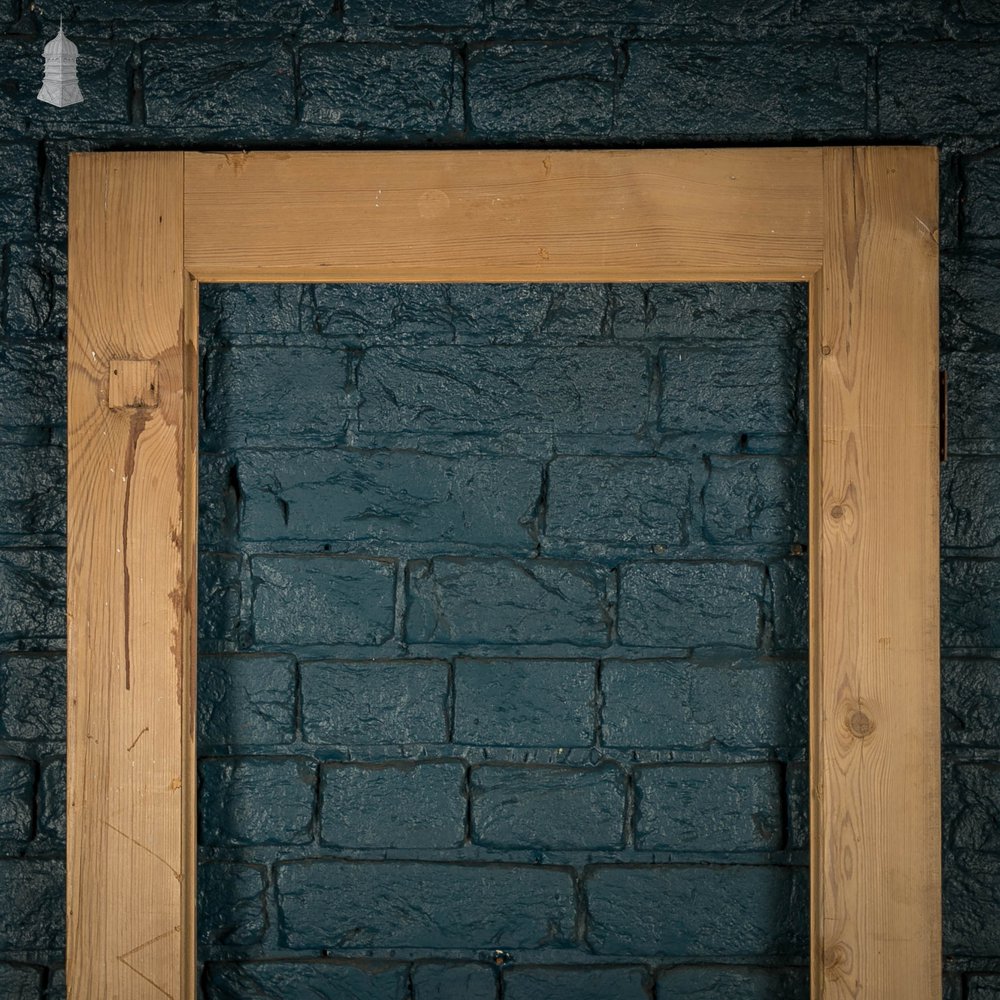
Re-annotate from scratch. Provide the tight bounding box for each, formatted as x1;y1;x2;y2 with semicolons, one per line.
108;357;159;410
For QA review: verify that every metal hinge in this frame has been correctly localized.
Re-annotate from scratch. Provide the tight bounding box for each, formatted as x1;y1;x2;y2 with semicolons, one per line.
940;369;948;463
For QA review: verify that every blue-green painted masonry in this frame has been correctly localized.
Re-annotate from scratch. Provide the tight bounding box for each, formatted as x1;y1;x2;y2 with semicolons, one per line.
0;2;998;998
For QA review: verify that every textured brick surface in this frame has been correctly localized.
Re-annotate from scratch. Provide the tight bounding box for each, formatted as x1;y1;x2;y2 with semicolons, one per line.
656;966;808;998
406;558;611;645
198;655;296;747
252;554;396;646
453;658;596;746
240;448;539;549
0;964;41;1000
278;861;576;949
198;862;267;948
0;758;34;842
634;763;783;852
321;762;466;848
600;659;806;750
411;963;497;999
358;347;651;439
0;655;65;740
205;960;409;999
468;42;616;138
617;561;764;648
617;42;866;138
300;660;449;745
301;44;459;135
586;864;805;956
471;764;625;849
544;456;692;549
504;965;648;1000
0;861;64;951
200;757;316;846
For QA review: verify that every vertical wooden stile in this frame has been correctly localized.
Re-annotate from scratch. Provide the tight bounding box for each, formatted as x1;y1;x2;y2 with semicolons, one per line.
67;152;195;999
810;146;941;999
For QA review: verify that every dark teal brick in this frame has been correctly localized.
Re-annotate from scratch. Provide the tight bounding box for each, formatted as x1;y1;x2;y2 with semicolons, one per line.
320;761;466;849
471;764;624;849
300;660;448;745
313;283;454;343
601;659;806;751
618;561;763;648
634;763;782;852
0;549;64;645
0;964;40;1000
942;457;1000;550
204;283;308;337
0;144;36;236
585;864;805;956
358;347;651;440
198;862;267;948
881;44;1000;137
504;966;648;1000
198;655;296;748
239;449;539;550
544;457;692;550
447;283;609;344
0;342;65;429
301;44;459;135
200;757;316;846
946;764;1000;852
468;42;615;139
198;452;239;552
942;256;1000;352
964;155;1000;241
0;654;65;740
493;0;792;24
944;856;1000;956
613;282;804;342
411;963;496;1000
947;351;1000;447
199;553;242;646
45;967;65;1000
0;447;64;540
943;659;1000;748
0;860;64;950
453;658;596;747
204;344;351;449
252;554;396;646
277;860;576;950
4;244;55;336
37;758;64;846
143;41;294;128
617;42;865;138
406;557;611;645
786;762;809;851
205;961;408;1000
702;456;805;547
660;343;799;435
770;557;808;652
656;966;807;999
943;559;1000;648
345;0;483;25
0;758;32;842
971;976;1000;1000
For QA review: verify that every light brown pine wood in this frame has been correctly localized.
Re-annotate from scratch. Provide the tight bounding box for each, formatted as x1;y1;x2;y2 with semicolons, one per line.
183;148;825;282
66;147;942;1000
810;146;941;999
67;152;196;1000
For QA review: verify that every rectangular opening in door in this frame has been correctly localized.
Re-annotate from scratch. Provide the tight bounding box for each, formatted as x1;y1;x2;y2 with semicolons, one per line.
196;280;811;997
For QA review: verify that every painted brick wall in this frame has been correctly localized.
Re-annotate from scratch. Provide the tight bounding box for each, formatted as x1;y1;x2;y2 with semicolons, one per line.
0;2;997;998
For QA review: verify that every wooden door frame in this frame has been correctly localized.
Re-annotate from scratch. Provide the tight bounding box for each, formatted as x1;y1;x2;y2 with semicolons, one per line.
66;147;941;999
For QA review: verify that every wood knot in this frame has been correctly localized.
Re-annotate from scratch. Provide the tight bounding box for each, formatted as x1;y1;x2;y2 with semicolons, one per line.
847;709;875;739
830;504;845;520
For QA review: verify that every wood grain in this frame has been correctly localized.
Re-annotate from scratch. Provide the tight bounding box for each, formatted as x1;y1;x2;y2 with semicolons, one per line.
67;152;196;999
183;148;825;283
66;147;941;998
810;146;941;999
